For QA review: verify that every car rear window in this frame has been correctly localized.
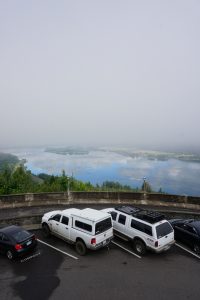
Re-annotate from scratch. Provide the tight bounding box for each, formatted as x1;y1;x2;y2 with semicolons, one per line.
156;222;173;239
95;217;112;234
11;230;31;242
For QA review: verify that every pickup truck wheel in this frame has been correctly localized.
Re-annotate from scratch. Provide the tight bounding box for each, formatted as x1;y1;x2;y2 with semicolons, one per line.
42;224;51;238
75;240;87;256
134;240;146;255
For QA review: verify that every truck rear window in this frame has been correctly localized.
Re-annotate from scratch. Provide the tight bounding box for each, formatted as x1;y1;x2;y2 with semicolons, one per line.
95;218;112;234
156;222;173;239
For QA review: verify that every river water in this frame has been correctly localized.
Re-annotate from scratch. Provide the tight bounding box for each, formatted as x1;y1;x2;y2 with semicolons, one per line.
3;147;200;197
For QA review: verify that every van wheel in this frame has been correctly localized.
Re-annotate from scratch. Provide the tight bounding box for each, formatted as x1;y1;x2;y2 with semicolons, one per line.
194;244;200;255
75;240;87;256
42;224;51;238
6;250;14;260
134;239;146;255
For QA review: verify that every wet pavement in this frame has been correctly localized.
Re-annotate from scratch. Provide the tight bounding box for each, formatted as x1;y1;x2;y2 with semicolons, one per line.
0;229;199;300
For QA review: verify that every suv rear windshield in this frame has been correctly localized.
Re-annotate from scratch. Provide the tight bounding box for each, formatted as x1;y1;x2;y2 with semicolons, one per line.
95;217;112;234
156;222;173;239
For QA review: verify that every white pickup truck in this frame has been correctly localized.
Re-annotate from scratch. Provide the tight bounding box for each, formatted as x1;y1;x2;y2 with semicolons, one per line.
41;208;113;255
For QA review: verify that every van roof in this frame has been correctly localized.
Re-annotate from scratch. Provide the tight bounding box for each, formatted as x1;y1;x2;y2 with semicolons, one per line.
70;208;109;222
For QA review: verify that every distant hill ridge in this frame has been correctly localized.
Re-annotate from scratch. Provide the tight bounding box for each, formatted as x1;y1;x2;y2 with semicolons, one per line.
0;153;19;170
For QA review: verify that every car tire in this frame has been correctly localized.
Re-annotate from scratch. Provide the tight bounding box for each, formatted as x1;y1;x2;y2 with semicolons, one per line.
6;250;14;260
75;240;87;256
42;224;51;238
133;239;146;255
194;244;200;255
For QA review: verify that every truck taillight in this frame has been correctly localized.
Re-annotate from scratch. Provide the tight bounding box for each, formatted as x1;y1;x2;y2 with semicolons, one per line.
15;244;23;250
155;241;158;247
91;238;96;245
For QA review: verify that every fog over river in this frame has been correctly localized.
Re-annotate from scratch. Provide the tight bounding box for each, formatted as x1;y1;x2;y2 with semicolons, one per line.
3;147;200;197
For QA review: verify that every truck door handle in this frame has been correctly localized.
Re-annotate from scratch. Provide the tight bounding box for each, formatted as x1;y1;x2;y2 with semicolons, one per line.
56;223;59;226
66;227;68;230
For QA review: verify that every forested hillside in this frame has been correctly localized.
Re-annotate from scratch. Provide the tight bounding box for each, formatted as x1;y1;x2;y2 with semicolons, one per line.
0;153;19;171
0;152;152;195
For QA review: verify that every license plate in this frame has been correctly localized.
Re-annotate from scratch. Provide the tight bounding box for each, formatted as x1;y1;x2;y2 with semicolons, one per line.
26;240;32;246
103;240;107;245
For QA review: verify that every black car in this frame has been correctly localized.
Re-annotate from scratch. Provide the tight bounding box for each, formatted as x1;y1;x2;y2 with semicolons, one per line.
169;219;200;255
0;225;37;260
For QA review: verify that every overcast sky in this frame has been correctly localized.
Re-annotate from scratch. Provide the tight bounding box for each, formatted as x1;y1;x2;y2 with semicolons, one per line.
0;0;200;151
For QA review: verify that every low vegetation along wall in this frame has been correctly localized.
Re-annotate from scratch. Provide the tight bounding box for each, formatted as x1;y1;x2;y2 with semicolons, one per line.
0;191;200;210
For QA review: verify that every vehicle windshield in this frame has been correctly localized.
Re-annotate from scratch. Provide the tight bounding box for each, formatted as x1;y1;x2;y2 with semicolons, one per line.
156;222;173;239
95;217;112;234
10;230;31;242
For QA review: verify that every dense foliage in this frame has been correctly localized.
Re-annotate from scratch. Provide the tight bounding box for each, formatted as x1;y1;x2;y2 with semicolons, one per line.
0;152;155;194
0;165;145;195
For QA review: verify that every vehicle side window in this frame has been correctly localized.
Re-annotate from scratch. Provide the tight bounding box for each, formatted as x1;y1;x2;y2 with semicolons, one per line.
75;220;92;232
61;216;69;225
52;214;61;222
0;233;9;242
144;224;153;236
2;234;9;241
131;219;144;233
175;223;185;229
184;225;197;234
111;211;117;221
118;214;126;225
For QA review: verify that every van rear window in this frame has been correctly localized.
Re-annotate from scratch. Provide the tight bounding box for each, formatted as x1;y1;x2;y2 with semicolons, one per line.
95;218;112;234
156;222;173;239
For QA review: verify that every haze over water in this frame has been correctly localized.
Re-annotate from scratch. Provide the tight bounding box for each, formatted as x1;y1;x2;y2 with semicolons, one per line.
4;147;200;197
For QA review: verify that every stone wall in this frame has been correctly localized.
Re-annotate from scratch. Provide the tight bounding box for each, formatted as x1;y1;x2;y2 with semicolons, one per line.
0;191;200;210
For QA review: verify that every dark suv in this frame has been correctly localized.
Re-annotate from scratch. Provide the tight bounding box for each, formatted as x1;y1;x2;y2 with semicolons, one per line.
169;219;200;255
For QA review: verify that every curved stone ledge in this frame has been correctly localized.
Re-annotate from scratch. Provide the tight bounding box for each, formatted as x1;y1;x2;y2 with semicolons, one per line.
0;192;200;230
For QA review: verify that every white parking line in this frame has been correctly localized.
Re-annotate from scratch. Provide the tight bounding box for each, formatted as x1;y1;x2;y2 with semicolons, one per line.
175;243;200;260
111;241;141;258
37;239;79;260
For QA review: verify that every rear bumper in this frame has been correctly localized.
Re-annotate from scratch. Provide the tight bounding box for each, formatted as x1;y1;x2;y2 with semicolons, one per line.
90;237;113;250
152;240;175;253
15;241;38;258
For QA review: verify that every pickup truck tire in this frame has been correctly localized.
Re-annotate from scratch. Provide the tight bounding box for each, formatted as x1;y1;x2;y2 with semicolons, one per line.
75;240;87;256
42;224;51;238
133;239;146;255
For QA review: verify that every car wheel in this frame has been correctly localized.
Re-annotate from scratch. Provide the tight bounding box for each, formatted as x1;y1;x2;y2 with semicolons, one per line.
42;224;51;238
134;239;146;255
194;244;200;255
6;250;14;260
75;240;87;256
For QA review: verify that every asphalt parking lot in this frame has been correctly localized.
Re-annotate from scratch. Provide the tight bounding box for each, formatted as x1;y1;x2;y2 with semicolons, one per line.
0;229;200;300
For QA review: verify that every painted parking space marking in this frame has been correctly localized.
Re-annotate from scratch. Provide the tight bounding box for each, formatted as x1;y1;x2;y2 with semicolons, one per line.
37;239;79;260
175;243;200;260
111;241;141;258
